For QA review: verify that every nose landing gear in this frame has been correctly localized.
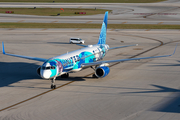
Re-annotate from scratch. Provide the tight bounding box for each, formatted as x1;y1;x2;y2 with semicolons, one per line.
50;73;70;89
51;77;56;89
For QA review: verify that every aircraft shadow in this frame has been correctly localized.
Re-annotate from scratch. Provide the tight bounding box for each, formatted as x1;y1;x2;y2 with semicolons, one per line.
0;62;40;87
56;76;85;81
149;60;180;67
47;42;70;45
0;62;86;88
121;84;180;113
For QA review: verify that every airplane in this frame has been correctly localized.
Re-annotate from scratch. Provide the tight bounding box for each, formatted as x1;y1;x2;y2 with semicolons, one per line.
2;11;177;89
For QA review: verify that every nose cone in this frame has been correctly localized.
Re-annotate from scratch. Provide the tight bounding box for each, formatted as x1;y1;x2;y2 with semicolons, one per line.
40;70;51;79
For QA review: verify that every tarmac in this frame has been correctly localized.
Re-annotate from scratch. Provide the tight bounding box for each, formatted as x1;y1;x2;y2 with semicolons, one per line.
0;28;180;120
1;2;180;24
1;0;180;119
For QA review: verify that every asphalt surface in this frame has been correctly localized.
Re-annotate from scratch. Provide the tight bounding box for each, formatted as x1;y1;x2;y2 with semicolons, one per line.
1;0;180;120
0;28;180;120
1;2;180;24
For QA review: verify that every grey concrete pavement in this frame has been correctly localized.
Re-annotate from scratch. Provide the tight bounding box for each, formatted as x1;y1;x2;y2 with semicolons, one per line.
1;3;180;24
0;29;180;120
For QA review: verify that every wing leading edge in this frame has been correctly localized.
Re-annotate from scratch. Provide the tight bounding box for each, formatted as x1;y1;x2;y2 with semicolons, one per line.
2;42;48;62
81;45;177;68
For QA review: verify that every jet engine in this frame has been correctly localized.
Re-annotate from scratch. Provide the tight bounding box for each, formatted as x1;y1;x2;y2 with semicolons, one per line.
36;66;41;76
95;66;110;78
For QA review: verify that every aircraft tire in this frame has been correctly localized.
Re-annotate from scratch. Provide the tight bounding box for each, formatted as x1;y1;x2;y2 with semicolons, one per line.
92;74;98;78
51;85;56;89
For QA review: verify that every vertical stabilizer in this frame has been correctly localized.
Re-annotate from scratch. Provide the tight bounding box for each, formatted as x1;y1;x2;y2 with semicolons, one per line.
98;11;108;44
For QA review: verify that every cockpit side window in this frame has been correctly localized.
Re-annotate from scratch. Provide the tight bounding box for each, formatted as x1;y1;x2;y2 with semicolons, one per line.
42;66;55;70
51;66;55;69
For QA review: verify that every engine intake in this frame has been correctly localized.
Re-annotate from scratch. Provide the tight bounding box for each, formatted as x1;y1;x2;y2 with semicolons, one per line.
36;66;41;76
95;66;110;78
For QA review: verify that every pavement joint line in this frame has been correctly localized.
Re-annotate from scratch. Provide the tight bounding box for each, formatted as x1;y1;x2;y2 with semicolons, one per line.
145;29;151;31
1;35;179;112
0;81;74;112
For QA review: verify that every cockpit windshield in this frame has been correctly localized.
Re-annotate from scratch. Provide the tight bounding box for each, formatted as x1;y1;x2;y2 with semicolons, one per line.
42;66;55;70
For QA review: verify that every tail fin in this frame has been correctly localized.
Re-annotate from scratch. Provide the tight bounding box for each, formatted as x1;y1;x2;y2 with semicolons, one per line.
98;11;108;44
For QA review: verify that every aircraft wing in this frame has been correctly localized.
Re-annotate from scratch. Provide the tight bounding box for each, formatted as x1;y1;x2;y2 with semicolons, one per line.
2;42;48;62
109;44;138;50
81;45;177;68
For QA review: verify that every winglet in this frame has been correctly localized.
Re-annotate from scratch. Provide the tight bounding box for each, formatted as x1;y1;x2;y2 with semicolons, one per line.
2;42;5;54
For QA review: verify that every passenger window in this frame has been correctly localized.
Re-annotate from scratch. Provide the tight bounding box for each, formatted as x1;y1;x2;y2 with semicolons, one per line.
73;56;76;61
76;55;80;61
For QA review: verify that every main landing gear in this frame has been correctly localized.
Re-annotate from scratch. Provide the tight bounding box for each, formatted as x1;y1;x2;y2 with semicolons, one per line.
61;73;69;78
91;66;98;78
50;73;69;89
92;74;98;78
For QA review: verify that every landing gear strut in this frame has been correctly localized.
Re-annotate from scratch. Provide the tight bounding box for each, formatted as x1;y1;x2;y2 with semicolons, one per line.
50;73;69;89
51;77;56;89
91;66;98;78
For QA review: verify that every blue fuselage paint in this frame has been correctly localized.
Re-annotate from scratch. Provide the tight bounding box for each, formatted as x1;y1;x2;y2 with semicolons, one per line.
41;44;109;79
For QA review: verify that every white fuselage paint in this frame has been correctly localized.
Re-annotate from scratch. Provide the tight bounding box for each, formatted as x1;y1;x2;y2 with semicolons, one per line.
49;44;109;65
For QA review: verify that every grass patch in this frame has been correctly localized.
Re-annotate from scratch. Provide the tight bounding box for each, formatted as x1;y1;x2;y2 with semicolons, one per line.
0;23;180;29
0;8;111;16
0;0;166;3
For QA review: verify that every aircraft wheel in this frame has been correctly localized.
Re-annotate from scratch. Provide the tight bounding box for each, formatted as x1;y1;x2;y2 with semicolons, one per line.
51;85;56;89
92;74;98;78
66;73;69;78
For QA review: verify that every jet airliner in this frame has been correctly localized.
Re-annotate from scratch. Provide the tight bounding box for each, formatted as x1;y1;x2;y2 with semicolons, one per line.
2;12;177;89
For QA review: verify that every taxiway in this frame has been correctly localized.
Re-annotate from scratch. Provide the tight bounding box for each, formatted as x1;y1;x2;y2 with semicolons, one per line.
0;29;180;120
